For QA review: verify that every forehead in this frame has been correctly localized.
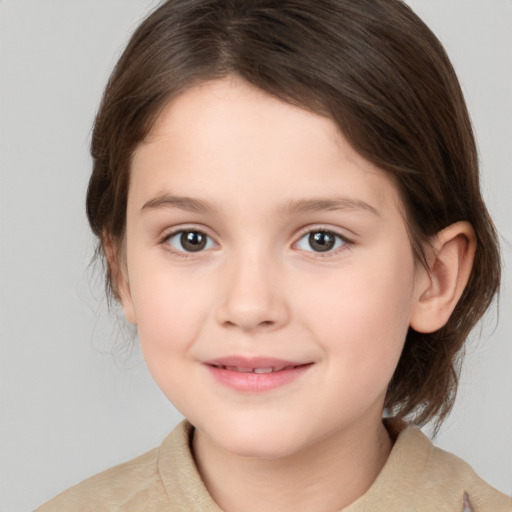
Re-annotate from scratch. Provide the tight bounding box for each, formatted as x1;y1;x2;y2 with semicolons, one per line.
145;77;365;168
130;77;402;217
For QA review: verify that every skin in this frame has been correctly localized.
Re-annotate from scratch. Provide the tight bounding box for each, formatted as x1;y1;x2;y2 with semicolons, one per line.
115;77;475;512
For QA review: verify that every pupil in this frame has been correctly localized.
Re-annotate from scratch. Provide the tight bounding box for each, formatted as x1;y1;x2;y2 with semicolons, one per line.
181;231;206;252
309;231;335;252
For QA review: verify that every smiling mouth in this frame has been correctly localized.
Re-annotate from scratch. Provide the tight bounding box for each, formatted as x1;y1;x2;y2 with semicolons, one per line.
205;360;312;392
209;364;301;374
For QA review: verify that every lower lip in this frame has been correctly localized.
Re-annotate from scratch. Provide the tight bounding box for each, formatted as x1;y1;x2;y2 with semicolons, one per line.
205;364;312;393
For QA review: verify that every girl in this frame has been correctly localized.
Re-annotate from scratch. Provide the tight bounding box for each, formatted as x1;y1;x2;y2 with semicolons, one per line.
37;1;511;510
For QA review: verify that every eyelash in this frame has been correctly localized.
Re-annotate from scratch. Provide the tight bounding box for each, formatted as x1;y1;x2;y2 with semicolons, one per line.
160;226;353;258
160;228;217;258
294;227;352;256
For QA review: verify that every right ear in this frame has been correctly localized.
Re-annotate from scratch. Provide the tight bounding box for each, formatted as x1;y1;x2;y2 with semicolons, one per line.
103;234;137;325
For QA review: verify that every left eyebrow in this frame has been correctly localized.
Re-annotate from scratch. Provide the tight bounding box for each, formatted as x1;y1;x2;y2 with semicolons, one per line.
279;197;380;216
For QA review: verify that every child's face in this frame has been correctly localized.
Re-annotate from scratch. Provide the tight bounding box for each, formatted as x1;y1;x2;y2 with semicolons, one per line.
121;77;427;458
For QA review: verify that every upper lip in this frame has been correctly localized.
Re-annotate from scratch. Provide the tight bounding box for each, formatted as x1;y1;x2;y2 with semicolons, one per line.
204;356;310;371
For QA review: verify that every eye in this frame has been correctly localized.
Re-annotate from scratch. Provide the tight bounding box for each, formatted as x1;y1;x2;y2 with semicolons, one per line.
165;230;215;253
295;230;347;253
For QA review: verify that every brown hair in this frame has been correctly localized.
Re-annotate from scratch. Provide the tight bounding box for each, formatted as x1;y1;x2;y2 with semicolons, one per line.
87;0;500;429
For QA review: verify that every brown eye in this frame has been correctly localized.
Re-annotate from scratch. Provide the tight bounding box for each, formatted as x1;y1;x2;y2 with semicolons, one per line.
309;232;336;252
166;230;214;252
296;230;346;253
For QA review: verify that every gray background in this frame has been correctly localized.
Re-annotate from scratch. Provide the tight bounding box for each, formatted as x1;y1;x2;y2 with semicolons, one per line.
0;1;511;510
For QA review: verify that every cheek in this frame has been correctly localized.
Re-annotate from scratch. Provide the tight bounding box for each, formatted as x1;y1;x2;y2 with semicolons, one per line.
301;252;416;386
129;267;211;372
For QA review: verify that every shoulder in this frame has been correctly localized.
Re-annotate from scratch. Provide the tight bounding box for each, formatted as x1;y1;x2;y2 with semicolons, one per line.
389;420;512;512
36;421;202;512
346;419;512;512
36;420;221;512
425;435;512;512
36;445;165;512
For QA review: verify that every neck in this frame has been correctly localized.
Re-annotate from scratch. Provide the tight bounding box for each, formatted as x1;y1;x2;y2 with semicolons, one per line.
192;415;392;512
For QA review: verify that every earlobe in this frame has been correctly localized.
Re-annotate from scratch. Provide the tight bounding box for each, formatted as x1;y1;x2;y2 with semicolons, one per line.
103;234;137;325
410;221;476;333
117;279;138;326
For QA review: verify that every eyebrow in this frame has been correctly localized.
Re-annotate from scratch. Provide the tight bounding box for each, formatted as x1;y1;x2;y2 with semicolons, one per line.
141;194;213;214
279;197;380;216
140;194;380;216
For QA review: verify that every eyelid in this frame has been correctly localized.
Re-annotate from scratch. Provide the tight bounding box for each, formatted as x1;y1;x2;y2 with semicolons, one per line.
295;224;354;242
157;224;354;258
159;225;219;255
292;225;354;255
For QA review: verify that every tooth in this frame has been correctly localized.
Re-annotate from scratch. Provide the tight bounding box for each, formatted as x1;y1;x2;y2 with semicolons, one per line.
254;367;273;374
225;366;238;371
273;366;286;372
236;367;253;373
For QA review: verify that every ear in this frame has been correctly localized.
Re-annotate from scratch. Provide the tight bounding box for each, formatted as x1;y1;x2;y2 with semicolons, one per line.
410;221;476;333
103;234;137;325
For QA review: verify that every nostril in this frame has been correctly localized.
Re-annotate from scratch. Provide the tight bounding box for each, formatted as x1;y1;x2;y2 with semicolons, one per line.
222;318;276;331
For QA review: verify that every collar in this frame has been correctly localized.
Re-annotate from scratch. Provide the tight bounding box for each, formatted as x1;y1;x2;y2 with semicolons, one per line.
156;420;483;512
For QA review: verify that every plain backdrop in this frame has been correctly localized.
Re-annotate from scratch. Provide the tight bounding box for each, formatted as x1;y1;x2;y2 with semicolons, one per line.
0;1;511;510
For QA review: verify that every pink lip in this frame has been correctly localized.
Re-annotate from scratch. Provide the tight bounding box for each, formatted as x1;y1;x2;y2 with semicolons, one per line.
203;356;313;393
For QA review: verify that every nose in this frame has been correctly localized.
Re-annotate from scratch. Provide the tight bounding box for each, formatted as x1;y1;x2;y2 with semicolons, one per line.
215;250;290;332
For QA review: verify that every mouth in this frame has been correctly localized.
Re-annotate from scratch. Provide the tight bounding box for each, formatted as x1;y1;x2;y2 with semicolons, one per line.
204;357;312;392
208;364;301;374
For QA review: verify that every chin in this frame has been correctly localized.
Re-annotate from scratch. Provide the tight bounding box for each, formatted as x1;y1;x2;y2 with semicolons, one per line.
199;414;315;460
221;432;304;459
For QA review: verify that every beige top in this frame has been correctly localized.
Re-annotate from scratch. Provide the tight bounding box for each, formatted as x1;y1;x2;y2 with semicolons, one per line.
37;420;512;512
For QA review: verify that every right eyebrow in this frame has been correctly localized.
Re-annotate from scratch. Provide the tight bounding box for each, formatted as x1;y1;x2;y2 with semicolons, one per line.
140;194;213;214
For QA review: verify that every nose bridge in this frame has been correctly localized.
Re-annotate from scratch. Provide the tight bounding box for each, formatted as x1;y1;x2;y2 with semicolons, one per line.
216;242;289;331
